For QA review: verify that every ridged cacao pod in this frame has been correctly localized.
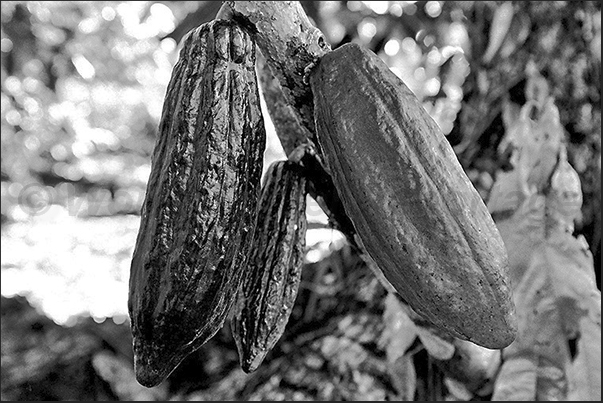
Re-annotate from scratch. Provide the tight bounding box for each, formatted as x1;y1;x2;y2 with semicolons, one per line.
231;160;307;373
128;20;265;387
309;43;517;349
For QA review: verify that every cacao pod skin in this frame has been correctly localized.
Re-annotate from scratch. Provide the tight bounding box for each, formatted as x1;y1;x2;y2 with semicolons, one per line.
231;160;307;373
128;20;265;387
310;43;516;349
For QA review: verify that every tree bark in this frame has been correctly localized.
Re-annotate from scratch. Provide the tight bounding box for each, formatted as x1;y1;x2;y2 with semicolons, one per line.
225;1;358;241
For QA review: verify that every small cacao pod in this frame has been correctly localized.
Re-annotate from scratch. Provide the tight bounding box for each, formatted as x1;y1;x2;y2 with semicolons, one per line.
128;20;265;387
231;159;307;373
309;43;516;349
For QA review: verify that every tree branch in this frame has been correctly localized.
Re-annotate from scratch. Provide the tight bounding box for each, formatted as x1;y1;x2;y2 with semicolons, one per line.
226;1;329;140
256;54;311;155
224;1;357;241
221;2;401;296
256;54;356;238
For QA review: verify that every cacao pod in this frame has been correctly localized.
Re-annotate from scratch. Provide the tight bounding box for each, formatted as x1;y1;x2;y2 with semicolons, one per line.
128;20;265;387
309;43;516;349
231;159;308;373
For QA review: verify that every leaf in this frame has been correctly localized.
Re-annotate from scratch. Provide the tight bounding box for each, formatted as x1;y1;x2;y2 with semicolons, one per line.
493;193;546;286
337;313;382;344
388;354;416;401
482;2;514;64
379;292;418;363
380;292;457;363
545;233;599;319
350;371;388;401
487;170;524;215
498;13;531;60
567;315;602;401
549;233;601;402
491;95;601;400
493;216;601;400
511;244;575;361
492;235;600;400
526;98;563;192
442;339;501;391
444;376;474;401
525;61;550;107
533;358;567;400
415;327;455;361
492;101;542;205
498;99;521;156
491;356;538;401
319;335;368;372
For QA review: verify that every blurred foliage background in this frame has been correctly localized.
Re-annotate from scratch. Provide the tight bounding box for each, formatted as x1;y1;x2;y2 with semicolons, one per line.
1;1;600;401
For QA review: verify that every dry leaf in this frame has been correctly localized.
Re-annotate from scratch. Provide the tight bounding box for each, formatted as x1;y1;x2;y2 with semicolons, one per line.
414;327;455;361
567;315;602;400
388;355;417;401
444;376;474;401
491;356;537;401
491;97;600;401
379;293;418;363
493;203;600;400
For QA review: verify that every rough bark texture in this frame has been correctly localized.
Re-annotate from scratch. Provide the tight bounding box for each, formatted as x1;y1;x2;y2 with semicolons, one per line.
128;20;265;387
227;1;329;140
226;1;358;242
256;55;356;237
310;43;516;349
255;54;311;156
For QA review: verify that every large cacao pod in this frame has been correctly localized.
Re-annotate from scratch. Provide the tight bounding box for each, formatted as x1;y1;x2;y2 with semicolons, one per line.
309;43;517;349
231;159;307;373
128;20;265;387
